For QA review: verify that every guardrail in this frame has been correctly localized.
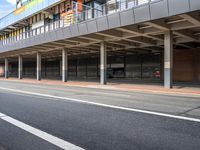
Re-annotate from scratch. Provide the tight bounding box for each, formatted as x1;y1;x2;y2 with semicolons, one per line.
0;0;160;46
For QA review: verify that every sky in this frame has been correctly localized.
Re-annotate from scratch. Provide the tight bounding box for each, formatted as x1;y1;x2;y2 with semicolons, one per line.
0;0;16;18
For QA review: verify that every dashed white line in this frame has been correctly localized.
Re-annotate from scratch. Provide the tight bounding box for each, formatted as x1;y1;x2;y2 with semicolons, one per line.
0;87;200;123
0;112;84;150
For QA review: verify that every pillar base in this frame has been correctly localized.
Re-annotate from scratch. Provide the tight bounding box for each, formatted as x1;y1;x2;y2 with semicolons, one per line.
62;70;68;82
37;71;41;81
100;69;107;85
164;68;173;89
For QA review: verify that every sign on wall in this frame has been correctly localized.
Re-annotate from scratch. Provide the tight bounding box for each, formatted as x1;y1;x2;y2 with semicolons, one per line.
14;0;44;16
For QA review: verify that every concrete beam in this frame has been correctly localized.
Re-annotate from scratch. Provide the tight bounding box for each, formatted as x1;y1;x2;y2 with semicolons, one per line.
180;14;200;26
68;38;91;43
145;21;199;43
174;30;199;42
79;34;105;42
170;21;196;31
96;30;123;39
117;26;164;41
124;37;156;46
145;21;170;31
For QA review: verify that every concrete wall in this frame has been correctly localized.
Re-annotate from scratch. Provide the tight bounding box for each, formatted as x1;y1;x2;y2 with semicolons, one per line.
197;51;200;81
41;59;61;79
23;61;36;78
174;49;200;82
68;53;161;80
0;63;4;76
2;49;200;82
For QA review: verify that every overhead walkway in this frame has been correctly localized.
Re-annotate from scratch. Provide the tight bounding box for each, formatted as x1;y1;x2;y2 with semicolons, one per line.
0;0;200;89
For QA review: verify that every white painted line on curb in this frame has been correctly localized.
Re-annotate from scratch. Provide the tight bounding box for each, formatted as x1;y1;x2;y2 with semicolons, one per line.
0;112;84;150
0;113;6;117
0;87;200;123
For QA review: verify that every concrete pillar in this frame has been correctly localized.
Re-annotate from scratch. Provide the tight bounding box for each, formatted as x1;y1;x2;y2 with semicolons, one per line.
100;41;107;85
164;30;173;88
62;49;68;82
5;58;8;79
18;55;23;79
36;52;41;81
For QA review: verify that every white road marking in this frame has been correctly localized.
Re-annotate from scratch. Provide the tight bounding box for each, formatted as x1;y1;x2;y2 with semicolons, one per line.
0;87;200;123
0;112;84;150
0;113;6;117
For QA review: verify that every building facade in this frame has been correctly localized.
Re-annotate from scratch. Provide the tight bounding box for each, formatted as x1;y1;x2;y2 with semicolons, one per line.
0;0;200;88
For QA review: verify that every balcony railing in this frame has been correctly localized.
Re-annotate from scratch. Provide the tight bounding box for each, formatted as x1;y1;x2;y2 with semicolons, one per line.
0;0;61;30
0;0;161;46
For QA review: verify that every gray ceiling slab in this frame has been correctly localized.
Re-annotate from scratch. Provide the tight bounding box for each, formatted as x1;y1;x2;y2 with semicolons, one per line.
19;40;25;48
52;30;59;41
134;5;151;23
25;40;30;48
21;41;25;48
96;16;109;31
39;35;46;45
168;0;190;16
190;0;200;11
86;20;98;33
43;33;50;42
15;43;20;50
55;29;64;41
107;13;121;29
34;37;41;45
63;27;72;39
42;34;49;44
119;9;135;26
70;24;79;37
78;22;88;35
150;0;169;20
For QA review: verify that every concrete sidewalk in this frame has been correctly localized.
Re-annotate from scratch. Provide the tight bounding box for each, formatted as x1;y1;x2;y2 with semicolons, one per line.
0;77;200;97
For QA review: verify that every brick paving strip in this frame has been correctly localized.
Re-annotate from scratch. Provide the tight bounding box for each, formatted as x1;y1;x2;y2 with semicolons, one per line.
0;78;199;97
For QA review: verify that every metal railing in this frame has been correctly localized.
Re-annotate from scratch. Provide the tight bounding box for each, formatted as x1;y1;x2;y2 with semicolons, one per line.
0;0;161;46
0;0;61;30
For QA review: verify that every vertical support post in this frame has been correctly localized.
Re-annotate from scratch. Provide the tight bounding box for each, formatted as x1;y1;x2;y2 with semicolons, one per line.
62;49;68;82
60;59;62;77
124;55;126;77
164;30;173;88
194;50;198;81
5;58;8;79
76;59;78;77
100;41;107;85
18;55;23;79
36;52;41;81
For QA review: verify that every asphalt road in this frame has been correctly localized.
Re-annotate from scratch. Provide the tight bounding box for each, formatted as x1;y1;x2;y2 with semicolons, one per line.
0;80;200;118
0;88;200;150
